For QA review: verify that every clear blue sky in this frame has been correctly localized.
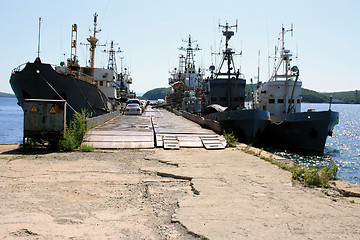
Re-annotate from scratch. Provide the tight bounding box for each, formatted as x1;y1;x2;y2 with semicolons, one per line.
1;0;359;95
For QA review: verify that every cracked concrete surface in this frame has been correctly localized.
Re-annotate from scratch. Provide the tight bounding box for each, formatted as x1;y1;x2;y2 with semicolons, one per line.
0;148;197;239
145;148;360;240
1;145;360;239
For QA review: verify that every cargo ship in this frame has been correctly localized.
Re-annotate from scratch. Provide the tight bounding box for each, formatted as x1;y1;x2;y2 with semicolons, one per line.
10;14;133;124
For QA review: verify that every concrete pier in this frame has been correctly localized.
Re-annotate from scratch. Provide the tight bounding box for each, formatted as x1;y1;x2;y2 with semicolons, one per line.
83;106;226;149
1;106;360;239
0;146;360;239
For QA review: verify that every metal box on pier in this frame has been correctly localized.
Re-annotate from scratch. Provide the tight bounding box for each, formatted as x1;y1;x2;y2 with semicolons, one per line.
23;99;66;142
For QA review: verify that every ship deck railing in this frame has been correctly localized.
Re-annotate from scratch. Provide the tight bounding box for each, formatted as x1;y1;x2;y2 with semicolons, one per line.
11;63;27;75
52;65;96;85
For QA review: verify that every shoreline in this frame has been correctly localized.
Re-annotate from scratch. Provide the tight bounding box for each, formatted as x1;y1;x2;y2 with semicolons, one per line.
1;144;360;239
235;143;360;197
2;143;360;192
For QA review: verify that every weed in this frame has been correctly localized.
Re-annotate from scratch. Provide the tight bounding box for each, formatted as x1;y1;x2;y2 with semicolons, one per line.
293;165;338;187
78;144;98;152
330;164;338;179
239;145;339;188
58;110;90;151
223;131;238;147
6;156;23;162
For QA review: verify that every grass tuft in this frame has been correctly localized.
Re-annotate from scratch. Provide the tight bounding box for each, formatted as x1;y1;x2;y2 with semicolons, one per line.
223;131;238;147
58;110;89;151
78;144;98;152
240;145;338;188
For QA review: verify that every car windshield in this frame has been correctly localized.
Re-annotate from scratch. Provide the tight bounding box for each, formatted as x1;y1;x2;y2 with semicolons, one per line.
127;99;140;104
127;104;139;108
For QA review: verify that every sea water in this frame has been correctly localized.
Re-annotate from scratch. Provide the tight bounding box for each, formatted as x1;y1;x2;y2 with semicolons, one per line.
0;97;23;144
274;103;360;185
1;98;359;184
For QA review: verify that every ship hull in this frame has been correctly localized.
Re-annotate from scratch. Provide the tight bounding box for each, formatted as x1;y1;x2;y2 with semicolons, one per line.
10;60;112;124
204;109;270;145
261;110;339;152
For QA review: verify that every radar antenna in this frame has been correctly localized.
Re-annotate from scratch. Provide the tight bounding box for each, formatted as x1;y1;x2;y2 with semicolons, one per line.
219;20;238;49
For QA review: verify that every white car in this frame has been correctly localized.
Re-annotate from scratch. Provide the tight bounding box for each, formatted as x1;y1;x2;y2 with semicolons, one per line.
124;103;142;115
126;99;141;105
157;99;165;105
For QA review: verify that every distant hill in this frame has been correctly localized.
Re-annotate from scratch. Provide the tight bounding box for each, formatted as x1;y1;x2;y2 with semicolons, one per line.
322;90;360;104
0;92;15;98
142;86;359;104
245;84;359;103
142;87;171;100
302;88;329;103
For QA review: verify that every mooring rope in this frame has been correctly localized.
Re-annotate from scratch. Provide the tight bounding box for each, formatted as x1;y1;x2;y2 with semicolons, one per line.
37;71;77;114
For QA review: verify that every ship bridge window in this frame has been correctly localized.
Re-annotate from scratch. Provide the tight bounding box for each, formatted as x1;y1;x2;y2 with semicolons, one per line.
269;99;275;104
288;99;295;103
211;97;217;102
99;81;104;86
297;99;301;103
278;99;284;103
220;97;226;102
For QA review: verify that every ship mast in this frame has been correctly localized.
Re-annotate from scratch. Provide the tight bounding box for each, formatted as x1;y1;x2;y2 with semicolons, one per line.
270;24;300;113
215;21;240;78
70;24;78;65
82;13;105;76
104;41;122;70
68;24;79;69
37;17;42;59
216;21;241;108
178;35;201;70
88;13;100;69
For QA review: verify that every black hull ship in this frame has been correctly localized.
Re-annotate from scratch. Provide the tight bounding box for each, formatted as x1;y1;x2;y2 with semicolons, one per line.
261;111;339;152
10;59;111;124
254;25;339;152
10;14;133;124
202;22;270;144
204;107;270;144
166;24;270;145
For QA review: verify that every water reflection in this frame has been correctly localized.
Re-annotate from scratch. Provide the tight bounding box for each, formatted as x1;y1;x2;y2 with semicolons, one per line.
267;103;360;184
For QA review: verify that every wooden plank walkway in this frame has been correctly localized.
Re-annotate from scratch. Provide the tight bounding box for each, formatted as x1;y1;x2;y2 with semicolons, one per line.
83;106;226;149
